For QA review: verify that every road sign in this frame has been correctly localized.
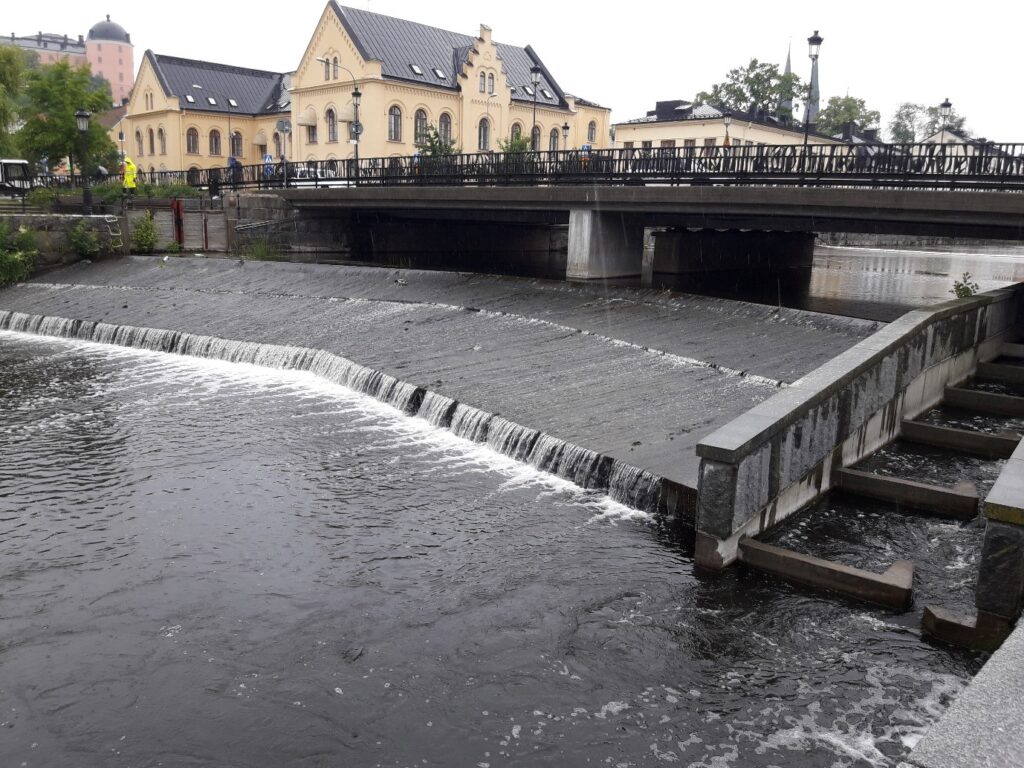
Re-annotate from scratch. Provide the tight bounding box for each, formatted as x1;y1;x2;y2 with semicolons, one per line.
350;121;363;137
277;119;292;134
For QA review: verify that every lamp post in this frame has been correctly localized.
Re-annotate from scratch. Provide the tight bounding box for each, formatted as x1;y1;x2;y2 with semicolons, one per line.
561;121;570;150
802;30;823;174
192;84;236;160
315;58;361;185
530;65;541;151
723;111;732;146
939;98;952;144
75;108;92;215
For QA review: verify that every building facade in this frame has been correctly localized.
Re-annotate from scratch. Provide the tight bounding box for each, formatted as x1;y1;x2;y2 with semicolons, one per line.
614;101;841;149
116;2;610;174
1;15;134;105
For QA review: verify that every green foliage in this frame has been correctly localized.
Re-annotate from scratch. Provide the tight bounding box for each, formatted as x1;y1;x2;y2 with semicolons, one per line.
950;272;980;299
25;185;58;209
498;133;532;153
17;60;116;174
241;238;280;261
0;47;28;156
813;96;881;136
888;102;969;143
414;124;458;156
696;59;803;119
66;218;100;257
162;240;182;254
0;221;38;285
131;210;159;254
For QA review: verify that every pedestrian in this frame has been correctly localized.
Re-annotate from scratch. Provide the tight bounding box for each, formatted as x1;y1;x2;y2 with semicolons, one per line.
122;156;137;196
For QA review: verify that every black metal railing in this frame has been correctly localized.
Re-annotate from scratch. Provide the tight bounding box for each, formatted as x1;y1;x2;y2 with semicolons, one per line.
32;142;1024;193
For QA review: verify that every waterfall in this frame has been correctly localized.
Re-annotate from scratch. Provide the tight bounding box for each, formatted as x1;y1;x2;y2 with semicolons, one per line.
608;462;662;512
1;310;668;516
418;392;458;428
449;403;492;443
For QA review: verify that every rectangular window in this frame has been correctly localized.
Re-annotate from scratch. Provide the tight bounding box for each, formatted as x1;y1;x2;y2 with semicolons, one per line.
410;64;423;75
683;139;696;147
703;138;716;146
306;125;317;143
641;140;652;149
746;140;755;147
433;68;446;80
660;139;676;148
622;141;634;149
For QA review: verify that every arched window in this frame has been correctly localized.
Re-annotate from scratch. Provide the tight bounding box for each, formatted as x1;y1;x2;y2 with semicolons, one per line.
479;72;486;93
333;57;339;80
487;73;495;94
323;59;330;80
326;108;337;142
549;128;559;152
230;131;243;158
209;129;222;156
478;117;490;151
148;128;155;155
438;113;452;145
587;120;597;144
414;109;428;143
388;105;402;142
158;128;166;154
511;123;522;140
531;125;541;151
186;128;199;154
273;131;281;158
135;129;143;156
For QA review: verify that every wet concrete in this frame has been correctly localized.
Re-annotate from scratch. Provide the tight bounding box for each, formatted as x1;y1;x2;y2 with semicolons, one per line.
0;257;877;493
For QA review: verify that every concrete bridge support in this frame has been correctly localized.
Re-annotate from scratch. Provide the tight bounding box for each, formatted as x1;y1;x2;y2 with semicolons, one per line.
566;209;644;280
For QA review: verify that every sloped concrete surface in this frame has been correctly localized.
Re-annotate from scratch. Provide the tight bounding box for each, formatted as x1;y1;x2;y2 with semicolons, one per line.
0;257;875;489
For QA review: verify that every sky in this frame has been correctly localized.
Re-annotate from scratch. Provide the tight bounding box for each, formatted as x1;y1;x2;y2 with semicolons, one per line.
6;1;1021;141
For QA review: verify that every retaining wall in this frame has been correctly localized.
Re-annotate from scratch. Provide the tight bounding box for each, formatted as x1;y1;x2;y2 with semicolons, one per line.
0;213;124;272
695;284;1024;569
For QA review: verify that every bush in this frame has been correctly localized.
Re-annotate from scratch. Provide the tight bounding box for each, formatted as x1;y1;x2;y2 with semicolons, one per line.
26;186;59;209
241;237;280;261
0;222;38;286
131;210;159;253
67;219;101;258
950;272;980;298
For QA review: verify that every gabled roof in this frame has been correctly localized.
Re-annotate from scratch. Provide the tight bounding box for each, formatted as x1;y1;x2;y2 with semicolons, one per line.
618;100;838;142
329;3;566;109
144;50;290;116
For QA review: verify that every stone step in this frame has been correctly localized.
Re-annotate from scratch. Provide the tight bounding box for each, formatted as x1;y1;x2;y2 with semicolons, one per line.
1003;342;1024;359
738;538;913;610
835;467;978;519
901;419;1020;459
977;361;1024;385
944;386;1024;417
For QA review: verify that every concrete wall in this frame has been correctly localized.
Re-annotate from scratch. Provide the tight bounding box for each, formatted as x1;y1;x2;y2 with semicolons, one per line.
1;214;124;272
695;284;1024;569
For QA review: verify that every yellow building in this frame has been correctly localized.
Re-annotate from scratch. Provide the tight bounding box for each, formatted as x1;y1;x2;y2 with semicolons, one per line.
116;2;610;175
615;100;841;149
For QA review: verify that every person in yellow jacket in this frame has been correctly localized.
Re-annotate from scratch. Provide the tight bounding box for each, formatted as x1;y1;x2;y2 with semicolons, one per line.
122;156;137;195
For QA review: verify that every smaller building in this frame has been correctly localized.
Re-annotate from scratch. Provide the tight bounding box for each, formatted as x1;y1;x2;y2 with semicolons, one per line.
614;100;841;149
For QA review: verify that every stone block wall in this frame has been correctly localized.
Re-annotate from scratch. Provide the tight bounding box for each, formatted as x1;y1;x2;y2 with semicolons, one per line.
1;213;125;272
695;284;1024;569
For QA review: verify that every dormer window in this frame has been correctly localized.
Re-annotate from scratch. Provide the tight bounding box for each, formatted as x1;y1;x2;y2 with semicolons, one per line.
184;94;195;103
206;96;217;106
410;64;423;75
433;68;446;80
541;88;552;99
228;98;238;107
523;86;534;96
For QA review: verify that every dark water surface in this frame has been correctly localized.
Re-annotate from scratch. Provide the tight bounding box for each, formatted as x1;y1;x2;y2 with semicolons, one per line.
0;332;984;767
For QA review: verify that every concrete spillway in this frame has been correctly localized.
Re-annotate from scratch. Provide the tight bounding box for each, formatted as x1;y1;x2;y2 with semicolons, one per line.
0;256;878;518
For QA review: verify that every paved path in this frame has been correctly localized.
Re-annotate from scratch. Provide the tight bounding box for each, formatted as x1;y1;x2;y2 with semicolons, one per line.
0;257;878;491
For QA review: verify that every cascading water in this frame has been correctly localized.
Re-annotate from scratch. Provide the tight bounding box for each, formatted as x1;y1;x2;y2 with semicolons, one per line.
0;310;665;515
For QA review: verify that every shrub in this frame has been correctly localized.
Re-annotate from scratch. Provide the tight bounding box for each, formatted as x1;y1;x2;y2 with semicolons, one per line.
26;186;59;209
0;222;38;286
241;237;280;261
950;272;980;298
131;210;159;253
66;219;101;258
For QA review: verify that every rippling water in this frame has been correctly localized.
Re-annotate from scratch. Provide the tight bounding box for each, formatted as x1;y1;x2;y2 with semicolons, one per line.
0;332;983;767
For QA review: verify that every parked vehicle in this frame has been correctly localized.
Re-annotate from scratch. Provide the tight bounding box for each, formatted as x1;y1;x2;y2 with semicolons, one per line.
0;159;33;194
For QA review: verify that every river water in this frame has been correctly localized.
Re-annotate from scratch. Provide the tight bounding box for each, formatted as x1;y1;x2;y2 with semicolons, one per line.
0;331;983;768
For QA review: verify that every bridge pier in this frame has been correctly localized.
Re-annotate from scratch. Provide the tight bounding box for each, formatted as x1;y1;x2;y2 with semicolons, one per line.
566;209;644;280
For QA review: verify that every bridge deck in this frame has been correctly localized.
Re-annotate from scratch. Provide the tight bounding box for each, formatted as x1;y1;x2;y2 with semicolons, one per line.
0;258;878;494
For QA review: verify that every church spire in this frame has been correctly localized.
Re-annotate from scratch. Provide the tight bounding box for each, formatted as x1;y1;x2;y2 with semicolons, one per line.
778;40;793;120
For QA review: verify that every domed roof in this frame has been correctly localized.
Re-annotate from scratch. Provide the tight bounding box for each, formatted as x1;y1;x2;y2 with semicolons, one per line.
88;15;130;44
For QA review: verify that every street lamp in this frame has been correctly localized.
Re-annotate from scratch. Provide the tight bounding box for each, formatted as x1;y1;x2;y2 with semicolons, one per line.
75;108;92;215
561;121;569;149
939;98;952;144
530;64;541;151
192;84;236;160
723;111;732;146
315;58;361;185
802;30;823;172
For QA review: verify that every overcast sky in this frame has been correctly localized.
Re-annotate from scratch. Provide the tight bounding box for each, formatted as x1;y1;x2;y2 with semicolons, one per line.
7;1;1019;141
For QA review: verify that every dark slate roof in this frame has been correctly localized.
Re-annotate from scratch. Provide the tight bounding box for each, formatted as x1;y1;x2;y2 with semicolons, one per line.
330;3;564;109
146;51;289;116
618;100;838;142
1;32;86;55
88;15;130;43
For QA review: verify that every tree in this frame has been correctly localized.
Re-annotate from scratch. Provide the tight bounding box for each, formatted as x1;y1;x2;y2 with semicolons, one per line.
813;95;881;136
498;133;532;153
414;124;457;156
17;60;115;173
888;102;968;143
696;59;803;121
0;47;28;156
